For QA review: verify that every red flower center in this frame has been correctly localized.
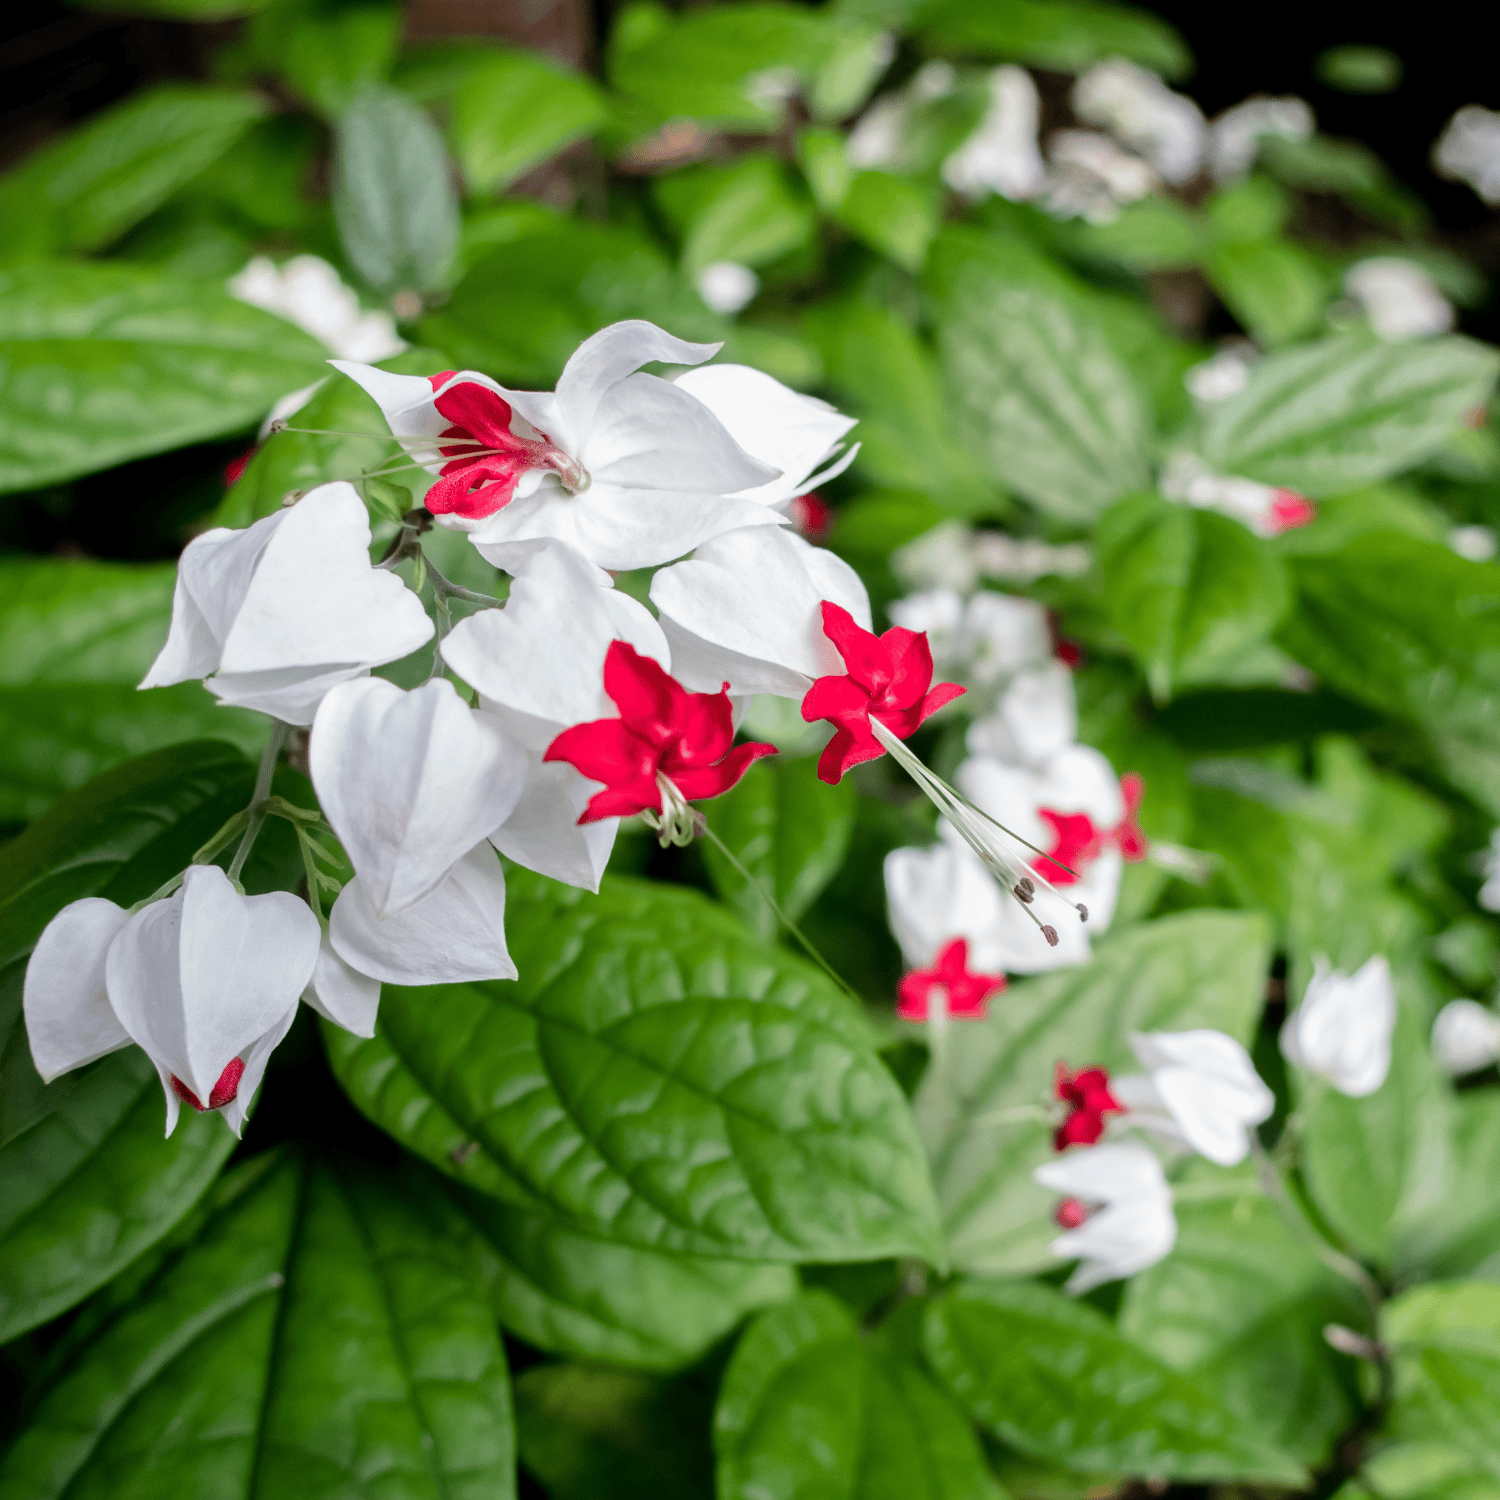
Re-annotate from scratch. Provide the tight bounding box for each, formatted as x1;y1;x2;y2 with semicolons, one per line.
896;937;1006;1023
1267;490;1316;535
800;602;965;785
422;373;583;522
544;641;777;825
1054;1196;1091;1229
170;1056;246;1113
1035;772;1148;884
1052;1061;1122;1151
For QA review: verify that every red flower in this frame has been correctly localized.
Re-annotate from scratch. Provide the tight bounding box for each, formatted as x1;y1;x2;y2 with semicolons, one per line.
1267;490;1316;535
1053;1061;1122;1151
1054;1197;1090;1229
896;938;1006;1023
800;602;965;785
1034;773;1149;885
171;1056;245;1113
423;373;580;522
544;641;777;824
223;447;256;488
789;491;832;543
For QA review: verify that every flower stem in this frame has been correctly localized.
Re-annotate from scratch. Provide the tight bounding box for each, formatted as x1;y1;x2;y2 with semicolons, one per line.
227;721;291;884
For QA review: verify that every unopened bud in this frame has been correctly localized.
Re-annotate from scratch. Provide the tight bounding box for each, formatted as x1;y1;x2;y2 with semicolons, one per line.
1042;925;1059;947
1054;1196;1090;1229
269;418;289;434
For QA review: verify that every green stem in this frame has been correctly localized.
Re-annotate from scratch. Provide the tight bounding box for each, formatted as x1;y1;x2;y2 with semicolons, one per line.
227;721;291;883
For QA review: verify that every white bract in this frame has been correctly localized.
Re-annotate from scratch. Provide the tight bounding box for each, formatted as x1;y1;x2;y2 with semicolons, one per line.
696;262;760;314
942;65;1045;201
311;676;526;917
1112;1029;1274;1166
1431;1000;1500;1077
1450;525;1498;563
888;588;1053;692
139;481;434;726
25;866;320;1137
892;520;984;593
441;537;671;890
333;320;783;569
884;842;1008;971
650;524;871;698
1433;105;1500;205
1160;452;1313;538
1345;258;1454;340
1043;130;1154;223
230;255;405;362
846;61;956;169
1208;95;1314;182
1072;58;1205;184
301;933;382;1039
1280;955;1396;1097
1184;343;1257;406
1034;1141;1177;1293
965;662;1077;768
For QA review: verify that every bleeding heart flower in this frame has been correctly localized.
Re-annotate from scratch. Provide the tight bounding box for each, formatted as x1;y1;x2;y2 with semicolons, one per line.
895;937;1006;1023
1053;1062;1123;1150
1033;769;1148;884
544;641;777;837
801;602;966;784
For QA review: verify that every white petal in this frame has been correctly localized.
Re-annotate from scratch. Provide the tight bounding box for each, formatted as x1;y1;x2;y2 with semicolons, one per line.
554;320;721;444
968;663;1077;766
22;899;131;1082
138;527;258;689
490;753;617;893
310;677;526;916
1432;999;1500;1076
215;1004;300;1138
328;360;450;472
105;866;319;1106
1030;743;1125;827
442;538;669;750
301;933;383;1038
1282;954;1395;1097
1149;1065;1263;1165
883;843;1006;971
651;526;871;696
329;842;516;985
673;364;858;508
1034;1140;1169;1203
207;664;373;724
1053;1194;1178;1293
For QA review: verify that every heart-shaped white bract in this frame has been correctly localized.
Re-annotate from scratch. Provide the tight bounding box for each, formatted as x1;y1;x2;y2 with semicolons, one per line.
23;897;132;1082
311;676;526;919
1281;954;1396;1098
140;481;434;726
301;931;382;1039
104;865;321;1136
883;842;1008;973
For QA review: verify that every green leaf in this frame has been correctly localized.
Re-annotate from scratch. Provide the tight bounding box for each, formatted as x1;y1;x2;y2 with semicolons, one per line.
912;0;1191;78
451;49;606;195
0;558;267;821
1118;1166;1364;1464
1205;238;1331;346
1201;332;1500;496
0;1147;517;1499
325;871;943;1264
424;1168;795;1371
1395;1090;1500;1282
701;758;855;943
515;1363;715;1500
1061;198;1205;273
836;170;939;273
0;260;328;494
246;0;403;118
924;1278;1305;1484
1342;1440;1500;1500
0;742;260;1341
0;85;265;257
654;155;816;276
70;0;267;15
332;86;459;297
915;910;1270;1276
417;222;722;388
1277;534;1500;818
1095;493;1292;702
927;230;1152;521
715;1291;1006;1500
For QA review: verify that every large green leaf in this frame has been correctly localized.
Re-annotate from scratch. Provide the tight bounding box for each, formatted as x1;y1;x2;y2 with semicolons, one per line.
1201;332;1500;495
1277;534;1500;818
923;1278;1305;1484
325;871;943;1264
1118;1166;1364;1464
0;261;328;493
0;1148;517;1499
1095;493;1292;702
0;85;265;258
332;86;459;297
715;1291;1005;1500
425;1168;794;1371
701;757;855;944
915;911;1270;1276
0;558;266;821
927;231;1152;522
247;0;403;118
654;155;815;276
1204;238;1331;346
0;742;260;1341
1395;1090;1500;1283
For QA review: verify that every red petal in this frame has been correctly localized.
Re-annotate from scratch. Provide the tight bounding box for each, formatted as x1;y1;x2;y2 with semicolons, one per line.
544;718;656;789
427;370;458;391
918;681;966;719
433;379;521;448
801;672;872;730
666;684;736;768
208;1057;245;1110
896;969;934;1020
169;1075;206;1111
814;723;883;784
603;641;683;745
670;741;777;802
424;464;520;520
578;779;662;823
819;602;890;693
879;627;935;709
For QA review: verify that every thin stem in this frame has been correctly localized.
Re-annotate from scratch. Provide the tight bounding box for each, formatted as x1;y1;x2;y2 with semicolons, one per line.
227;721;291;883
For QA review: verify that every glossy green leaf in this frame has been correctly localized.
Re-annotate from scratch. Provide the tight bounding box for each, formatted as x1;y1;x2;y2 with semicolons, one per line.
0;260;328;493
836;170;938;273
0;1148;516;1500
1277;534;1500;818
333;86;458;296
0;742;260;1341
654;155;815;276
247;0;403;118
0;85;265;258
1205;238;1331;346
0;558;266;820
424;1167;794;1371
715;1291;1006;1500
701;758;855;943
924;1278;1305;1484
1201;332;1500;495
915;911;1270;1276
1063;198;1205;273
1118;1167;1364;1464
1095;493;1292;702
417;222;721;388
1340;1441;1500;1500
451;49;606;195
1395;1090;1500;1282
325;871;943;1264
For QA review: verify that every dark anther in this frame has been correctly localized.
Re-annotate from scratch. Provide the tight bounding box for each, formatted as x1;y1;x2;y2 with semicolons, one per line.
1014;881;1035;903
1042;924;1059;946
1076;903;1089;922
